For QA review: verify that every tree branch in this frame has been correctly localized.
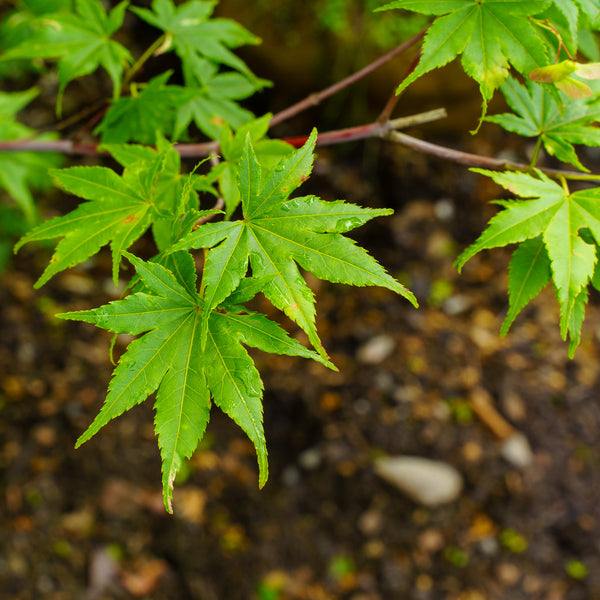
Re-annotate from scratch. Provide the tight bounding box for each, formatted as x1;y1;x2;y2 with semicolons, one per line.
386;131;600;181
1;113;598;183
268;29;427;128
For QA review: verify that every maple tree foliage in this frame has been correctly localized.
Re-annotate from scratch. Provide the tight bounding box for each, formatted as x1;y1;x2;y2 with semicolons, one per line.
52;134;413;512
3;0;600;511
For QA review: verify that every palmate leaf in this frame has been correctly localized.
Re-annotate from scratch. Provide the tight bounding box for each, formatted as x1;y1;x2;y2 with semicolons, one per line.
377;0;551;114
544;0;600;61
14;143;214;287
501;235;551;336
456;169;600;356
58;253;331;512
130;0;262;86
213;114;294;216
95;72;192;144
486;77;600;171
1;0;131;107
169;130;417;360
0;88;63;224
173;69;268;141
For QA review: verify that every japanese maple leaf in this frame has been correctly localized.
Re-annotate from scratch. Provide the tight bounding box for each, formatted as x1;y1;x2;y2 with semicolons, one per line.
15;143;215;286
169;130;417;360
486;77;600;171
546;0;600;55
377;0;551;113
95;72;193;144
131;0;262;86
456;169;600;356
58;253;332;512
1;0;131;107
173;66;267;141
0;89;63;224
211;113;294;216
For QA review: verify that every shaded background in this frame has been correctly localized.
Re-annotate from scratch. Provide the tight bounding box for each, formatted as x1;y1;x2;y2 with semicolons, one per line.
2;1;600;599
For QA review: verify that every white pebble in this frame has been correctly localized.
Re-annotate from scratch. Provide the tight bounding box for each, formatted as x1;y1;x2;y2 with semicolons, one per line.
374;456;463;506
500;433;533;468
357;334;395;364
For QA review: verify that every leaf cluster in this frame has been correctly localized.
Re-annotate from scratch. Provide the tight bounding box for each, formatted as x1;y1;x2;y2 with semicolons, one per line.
5;0;600;513
17;130;414;511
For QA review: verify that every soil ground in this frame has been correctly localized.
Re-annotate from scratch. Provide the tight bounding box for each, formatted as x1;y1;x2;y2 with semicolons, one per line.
2;143;600;600
2;3;600;598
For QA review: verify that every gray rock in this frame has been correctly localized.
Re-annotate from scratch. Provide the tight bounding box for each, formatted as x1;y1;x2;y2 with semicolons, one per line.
374;456;463;506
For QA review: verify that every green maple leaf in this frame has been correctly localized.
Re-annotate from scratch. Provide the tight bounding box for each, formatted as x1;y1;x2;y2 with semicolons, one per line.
501;235;551;335
95;72;191;144
131;0;262;86
211;114;294;216
486;77;600;171
456;169;600;356
377;0;551;114
0;88;63;224
173;67;266;141
58;252;332;512
1;0;132;109
543;0;600;59
14;142;216;287
169;130;417;359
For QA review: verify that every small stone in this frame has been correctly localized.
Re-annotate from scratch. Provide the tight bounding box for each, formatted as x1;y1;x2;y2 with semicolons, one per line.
442;295;471;316
417;528;445;553
281;465;300;486
374;456;463;506
497;562;521;586
357;335;395;364
298;447;322;470
501;433;533;468
434;198;455;222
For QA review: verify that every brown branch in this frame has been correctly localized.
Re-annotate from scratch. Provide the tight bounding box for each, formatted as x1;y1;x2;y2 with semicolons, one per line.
0;110;446;157
2;112;598;183
0;139;101;155
268;28;427;128
284;109;447;147
377;53;422;123
386;131;600;181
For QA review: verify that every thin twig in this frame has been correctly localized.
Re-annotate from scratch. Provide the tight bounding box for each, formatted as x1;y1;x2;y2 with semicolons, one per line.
3;114;599;182
268;28;427;128
377;53;422;123
51;100;107;133
0;111;445;156
280;108;448;148
386;131;600;181
0;139;101;155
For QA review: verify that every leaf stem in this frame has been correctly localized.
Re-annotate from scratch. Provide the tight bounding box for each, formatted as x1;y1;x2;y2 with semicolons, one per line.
122;33;168;89
529;136;543;169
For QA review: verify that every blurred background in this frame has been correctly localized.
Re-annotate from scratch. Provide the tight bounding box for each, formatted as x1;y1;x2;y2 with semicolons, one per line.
1;1;600;599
